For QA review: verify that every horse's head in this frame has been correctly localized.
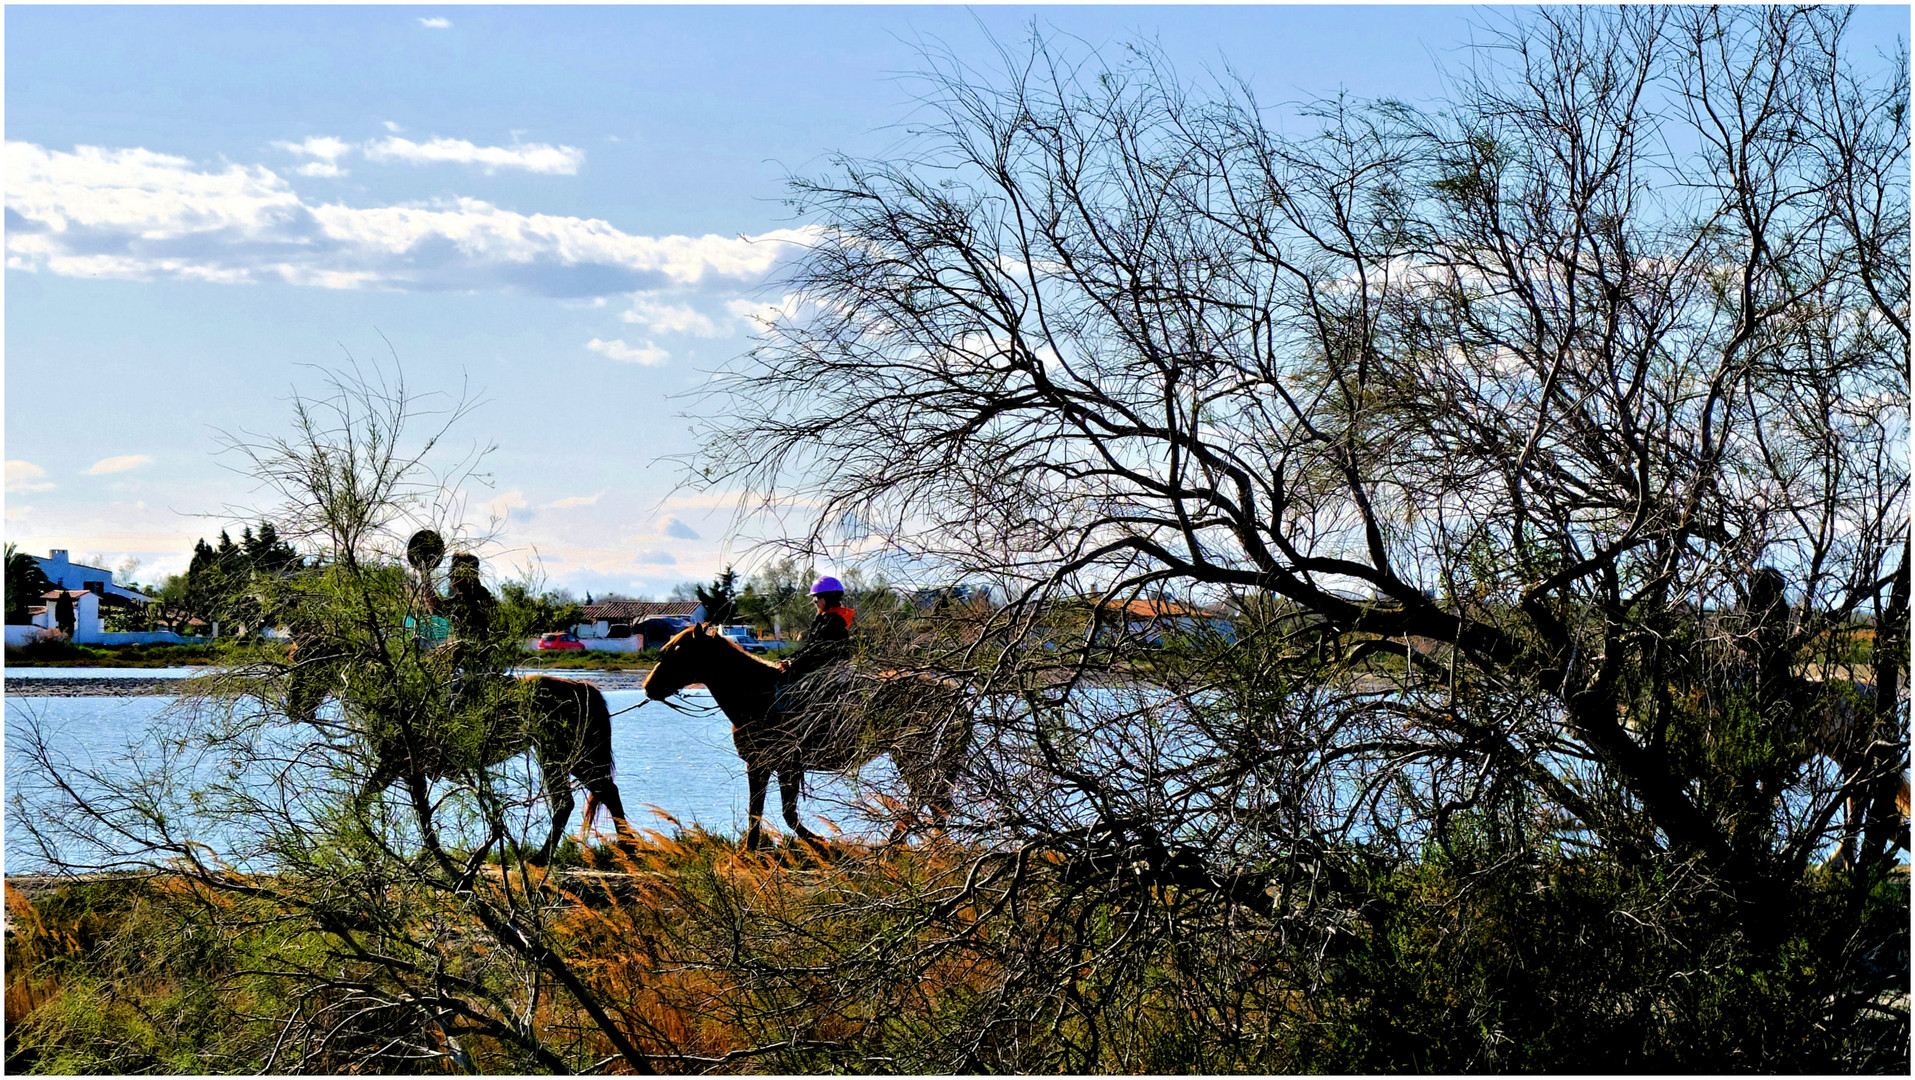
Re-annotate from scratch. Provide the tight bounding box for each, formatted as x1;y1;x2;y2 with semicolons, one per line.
644;622;780;700
644;622;710;699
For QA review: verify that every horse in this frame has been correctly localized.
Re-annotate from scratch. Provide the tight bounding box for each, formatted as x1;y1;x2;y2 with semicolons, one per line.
642;622;972;850
1739;568;1909;865
1791;677;1910;867
283;642;631;864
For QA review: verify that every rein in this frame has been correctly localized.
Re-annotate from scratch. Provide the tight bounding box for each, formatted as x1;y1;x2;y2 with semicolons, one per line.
657;695;722;717
606;689;722;719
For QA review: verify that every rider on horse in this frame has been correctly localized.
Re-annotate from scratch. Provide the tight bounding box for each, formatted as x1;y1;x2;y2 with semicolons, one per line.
775;575;855;716
781;575;855;678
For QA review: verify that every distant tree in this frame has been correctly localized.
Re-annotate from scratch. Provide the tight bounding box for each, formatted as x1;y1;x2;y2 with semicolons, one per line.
496;581;584;636
695;567;740;624
242;521;301;575
165;521;307;636
150;574;199;635
180;537;221;630
5;544;54;625
52;592;75;637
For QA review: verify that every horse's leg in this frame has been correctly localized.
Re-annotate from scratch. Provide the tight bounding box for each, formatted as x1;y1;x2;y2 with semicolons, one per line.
353;761;398;831
894;717;965;846
777;765;825;849
745;764;771;851
578;792;600;844
585;778;632;848
535;756;575;867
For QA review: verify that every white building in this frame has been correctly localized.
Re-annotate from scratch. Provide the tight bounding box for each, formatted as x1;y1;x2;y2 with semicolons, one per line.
5;549;186;647
34;549;151;605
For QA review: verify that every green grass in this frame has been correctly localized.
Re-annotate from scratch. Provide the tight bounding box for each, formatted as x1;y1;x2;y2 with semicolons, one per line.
3;640;224;667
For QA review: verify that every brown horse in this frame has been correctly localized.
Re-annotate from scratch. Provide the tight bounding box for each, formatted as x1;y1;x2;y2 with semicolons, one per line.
642;623;972;850
1794;678;1910;866
285;647;630;863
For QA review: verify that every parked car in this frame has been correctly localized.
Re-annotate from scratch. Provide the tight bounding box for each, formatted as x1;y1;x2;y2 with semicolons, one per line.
719;624;770;653
537;632;585;651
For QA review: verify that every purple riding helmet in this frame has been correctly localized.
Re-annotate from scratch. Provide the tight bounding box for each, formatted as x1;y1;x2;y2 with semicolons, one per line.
809;575;845;595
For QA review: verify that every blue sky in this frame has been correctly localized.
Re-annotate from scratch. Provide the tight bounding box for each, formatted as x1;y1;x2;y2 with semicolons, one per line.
7;5;1908;596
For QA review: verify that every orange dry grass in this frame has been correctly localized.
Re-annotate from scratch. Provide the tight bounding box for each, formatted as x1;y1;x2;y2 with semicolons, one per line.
5;883;69;1032
556;833;747;1066
543;830;1010;1071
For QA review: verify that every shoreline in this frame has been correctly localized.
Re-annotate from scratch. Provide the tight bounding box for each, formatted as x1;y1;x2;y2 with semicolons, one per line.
6;668;663;697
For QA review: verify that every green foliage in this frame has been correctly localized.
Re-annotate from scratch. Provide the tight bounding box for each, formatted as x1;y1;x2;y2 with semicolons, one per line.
495;580;583;636
3;640;225;667
4;544;55;625
1301;854;1910;1072
734;558;843;639
5;877;304;1073
148;522;305;636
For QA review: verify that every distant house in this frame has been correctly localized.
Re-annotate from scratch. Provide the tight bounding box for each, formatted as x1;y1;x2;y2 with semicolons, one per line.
33;549;150;606
4;549;197;648
33;589;101;638
1097;598;1237;647
573;600;706;641
631;617;695;649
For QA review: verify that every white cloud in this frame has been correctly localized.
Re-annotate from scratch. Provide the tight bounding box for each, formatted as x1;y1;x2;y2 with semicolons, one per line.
293;162;347;178
364;136;584;176
7;143;302;242
6;141;818;299
6;460;54;493
85;454;152;475
635;549;678;566
622;297;723;337
586;337;669;366
658;515;701;540
274;136;352;162
383;120;405;133
726;293;805;332
5;505;32;521
549;491;604;509
419;17;452;29
488;489;529;520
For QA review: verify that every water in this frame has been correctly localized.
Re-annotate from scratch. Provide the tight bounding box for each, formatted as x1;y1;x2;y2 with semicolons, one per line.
5;666;205;678
4;673;891;871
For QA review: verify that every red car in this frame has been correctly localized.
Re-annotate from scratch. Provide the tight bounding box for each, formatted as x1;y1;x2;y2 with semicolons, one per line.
537;632;586;651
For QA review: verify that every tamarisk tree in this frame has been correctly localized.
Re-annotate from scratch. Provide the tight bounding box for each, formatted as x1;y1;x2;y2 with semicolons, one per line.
694;7;1908;1067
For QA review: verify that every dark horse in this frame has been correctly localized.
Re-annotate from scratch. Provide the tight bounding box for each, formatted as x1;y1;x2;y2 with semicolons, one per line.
286;648;630;863
642;623;972;850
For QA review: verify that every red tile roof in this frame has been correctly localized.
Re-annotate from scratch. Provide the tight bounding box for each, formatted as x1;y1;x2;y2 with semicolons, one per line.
1104;598;1220;619
579;600;703;623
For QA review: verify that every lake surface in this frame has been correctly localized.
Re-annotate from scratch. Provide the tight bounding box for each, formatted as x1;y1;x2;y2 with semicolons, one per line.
6;666;206;679
4;672;892;870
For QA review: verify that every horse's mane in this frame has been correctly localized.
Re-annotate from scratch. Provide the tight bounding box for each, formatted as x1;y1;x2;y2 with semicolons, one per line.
664;623;783;673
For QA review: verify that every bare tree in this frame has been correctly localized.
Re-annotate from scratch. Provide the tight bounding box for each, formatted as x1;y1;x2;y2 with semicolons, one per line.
693;8;1907;1067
